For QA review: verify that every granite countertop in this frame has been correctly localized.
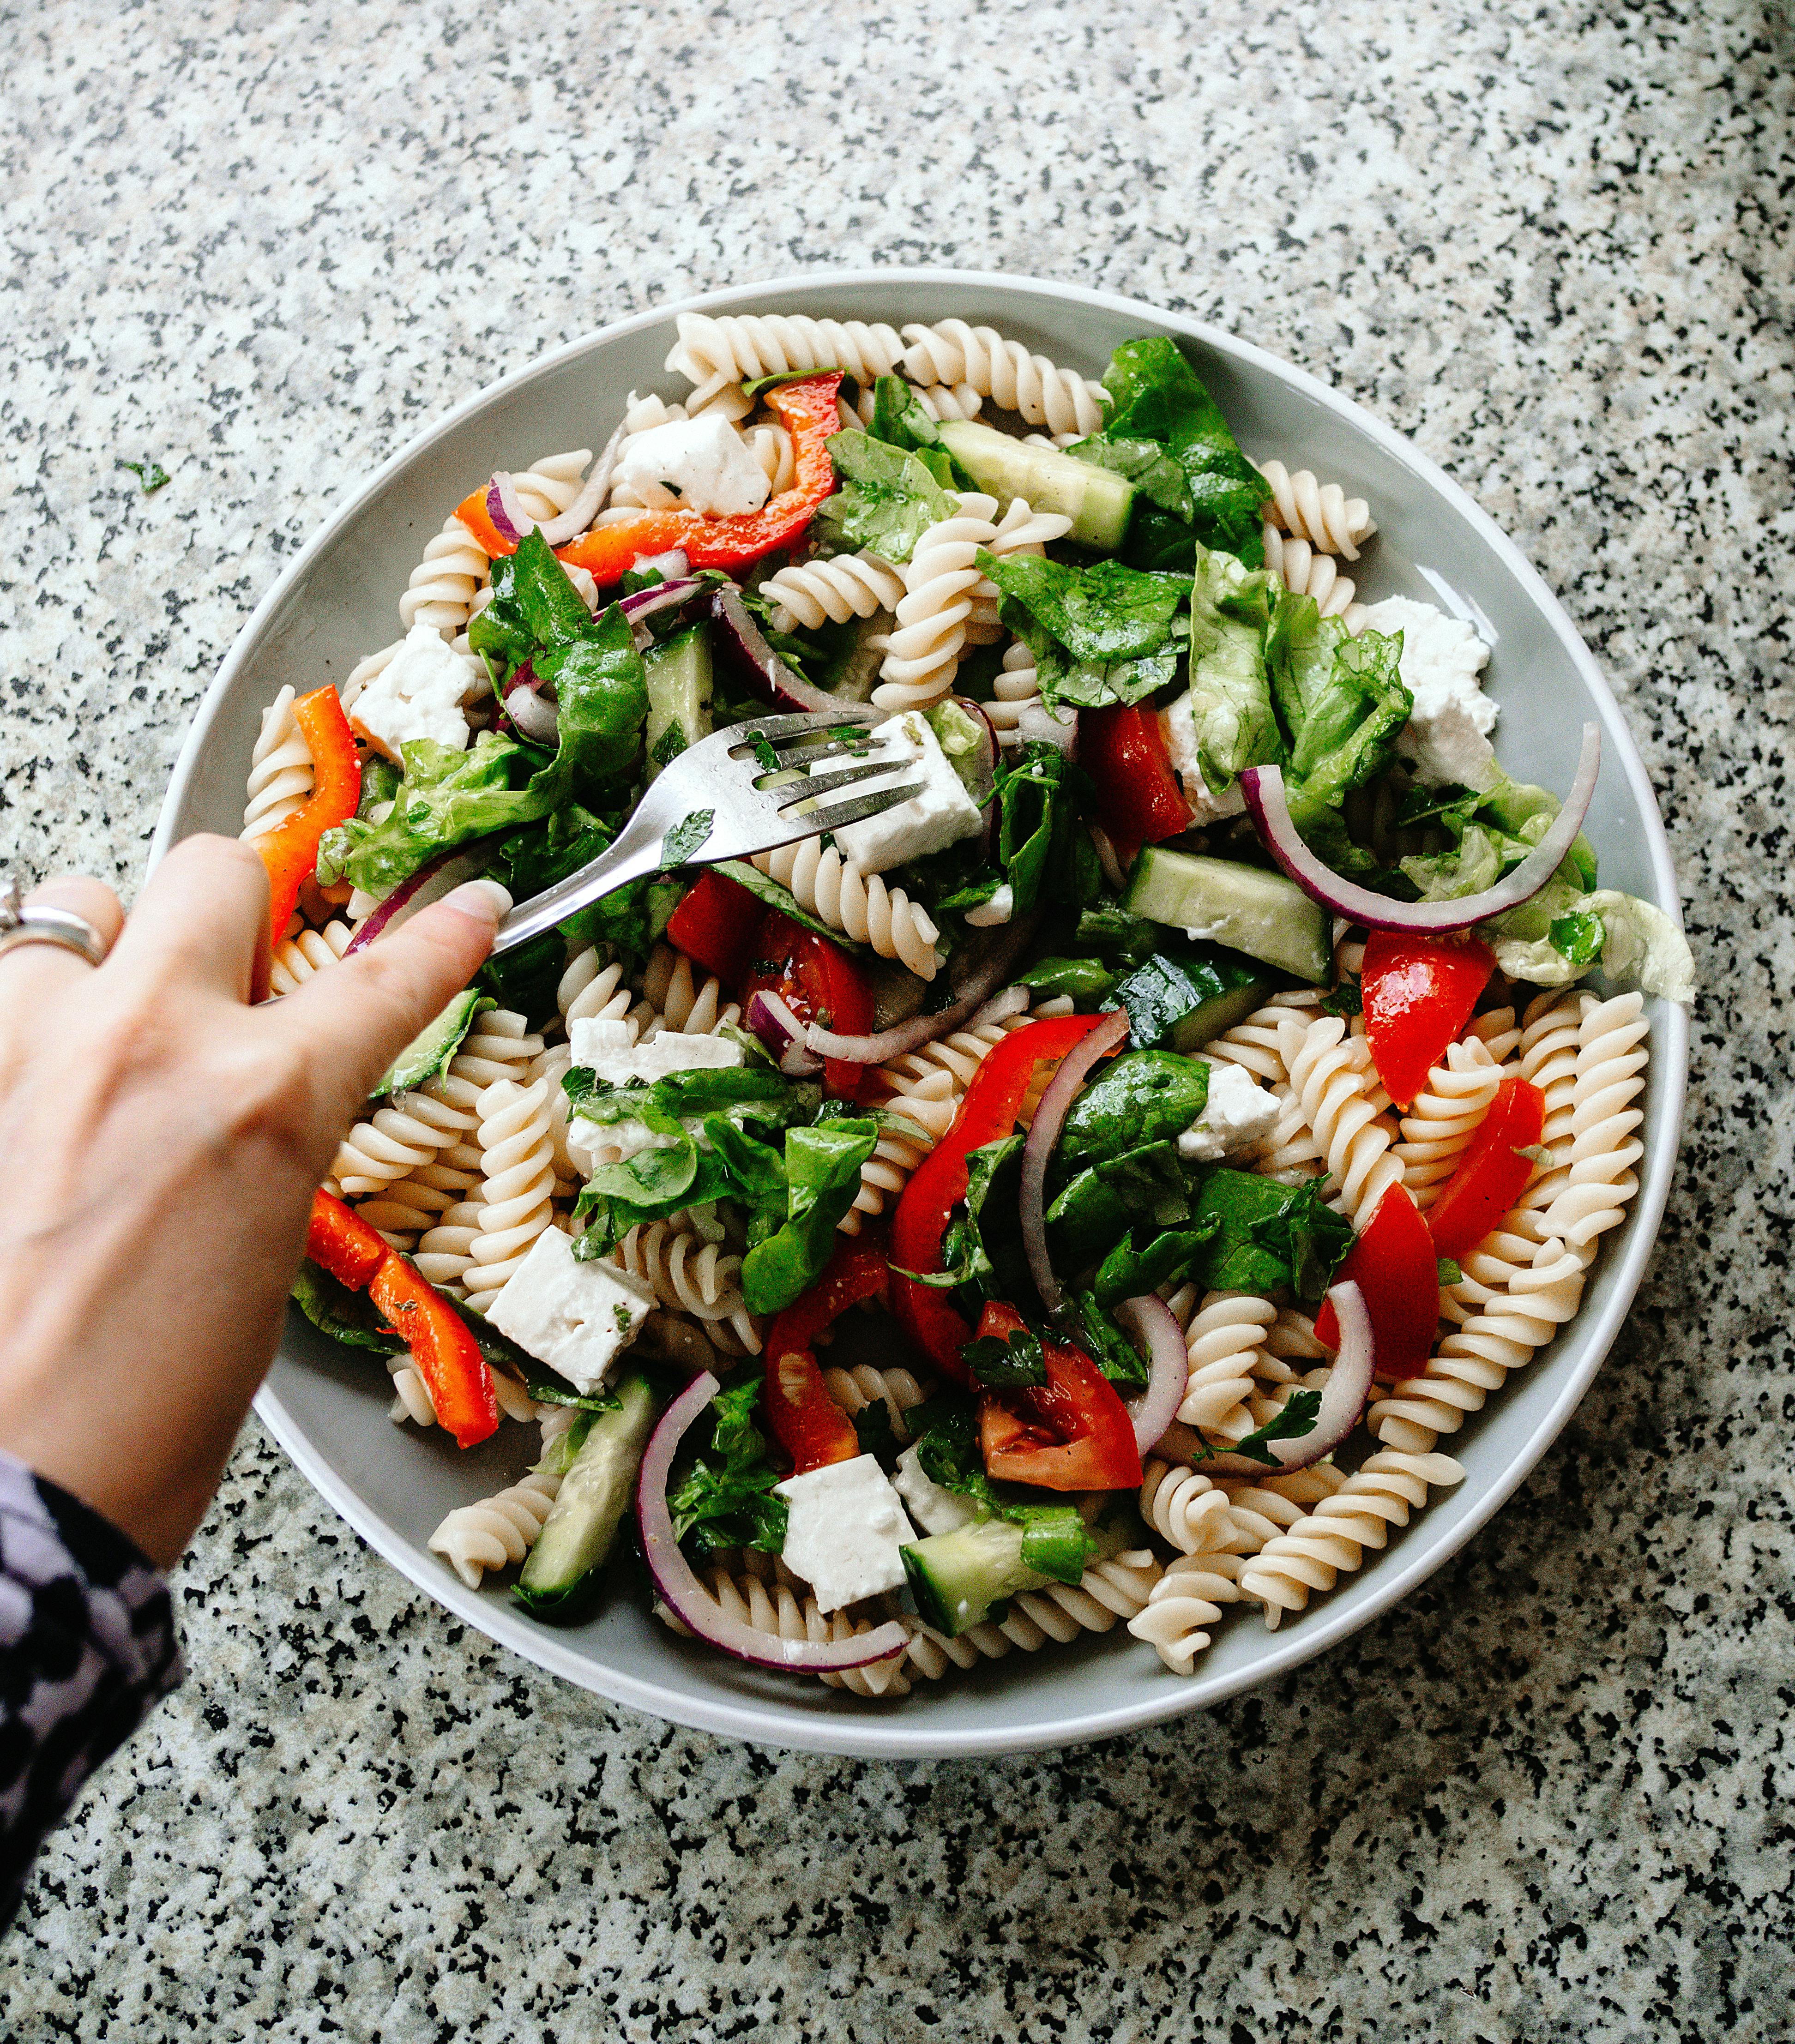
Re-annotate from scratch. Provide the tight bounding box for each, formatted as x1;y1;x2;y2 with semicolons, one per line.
2;1;1790;2036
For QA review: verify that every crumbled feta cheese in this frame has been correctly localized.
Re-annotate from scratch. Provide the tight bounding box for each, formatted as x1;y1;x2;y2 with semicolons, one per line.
1160;691;1247;826
567;1018;743;1085
832;709;985;871
566;1114;680;1176
964;882;1014;928
349;622;478;764
610;414;771;517
1358;596;1500;791
893;1445;978;1537
774;1454;917;1614
482;1227;655;1393
1178;1061;1283;1160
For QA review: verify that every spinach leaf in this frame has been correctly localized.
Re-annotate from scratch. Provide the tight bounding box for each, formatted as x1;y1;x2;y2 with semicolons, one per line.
813;429;957;564
290;1261;403;1355
979;552;1189;710
1091;1226;1208;1311
907;1395;1099;1585
991;741;1100;914
668;1380;789;1558
936;1134;1030;1310
1046;1139;1195;1274
1074;1288;1155;1387
1055;1048;1211;1174
1187;1171;1352;1301
867;374;970;489
1016;956;1115;1003
740;1118;880;1314
469;528;596;676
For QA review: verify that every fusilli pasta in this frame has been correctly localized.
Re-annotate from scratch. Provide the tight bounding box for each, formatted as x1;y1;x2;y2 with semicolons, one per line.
760;549;904;634
1254;459;1376;558
901;320;1108;438
751;841;941;981
1278;1011;1403;1222
463;1076;557;1307
872;493;1002;712
666;313;907;420
241;687;313;842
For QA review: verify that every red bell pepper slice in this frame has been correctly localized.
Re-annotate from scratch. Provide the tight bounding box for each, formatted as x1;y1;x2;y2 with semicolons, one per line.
664;869;767;988
1314;1184;1440;1381
304;1191;500;1449
742;911;875;1100
1361;930;1496;1110
1427;1075;1548;1263
762;1236;889;1476
1080;704;1192;866
257;688;362;938
456;374;846;588
890;1012;1119;1381
974;1302;1144;1492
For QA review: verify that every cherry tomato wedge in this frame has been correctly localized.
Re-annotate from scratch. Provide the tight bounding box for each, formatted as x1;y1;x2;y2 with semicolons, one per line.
762;1236;889;1476
665;869;766;988
1427;1075;1548;1263
974;1302;1144;1492
1080;704;1192;868
1361;931;1495;1110
743;912;875;1100
890;1013;1121;1381
1314;1184;1440;1381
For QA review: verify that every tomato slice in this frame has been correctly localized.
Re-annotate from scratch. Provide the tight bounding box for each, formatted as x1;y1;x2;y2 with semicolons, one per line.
1313;1184;1440;1381
743;912;875;1099
889;1014;1122;1380
1427;1075;1548;1262
664;869;767;988
1361;931;1496;1110
974;1303;1144;1492
1080;704;1192;864
762;1236;889;1476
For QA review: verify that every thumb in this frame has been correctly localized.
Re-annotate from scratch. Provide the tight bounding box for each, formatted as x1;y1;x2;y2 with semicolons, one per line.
269;880;512;1110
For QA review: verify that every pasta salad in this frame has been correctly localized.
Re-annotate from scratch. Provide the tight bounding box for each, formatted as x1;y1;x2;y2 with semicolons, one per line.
261;307;1694;1696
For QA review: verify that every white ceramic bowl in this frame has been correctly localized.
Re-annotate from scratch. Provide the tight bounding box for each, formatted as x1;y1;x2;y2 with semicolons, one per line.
152;270;1688;1758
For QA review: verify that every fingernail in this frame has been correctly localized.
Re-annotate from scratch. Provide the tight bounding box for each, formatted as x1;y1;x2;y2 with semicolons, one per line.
440;878;513;927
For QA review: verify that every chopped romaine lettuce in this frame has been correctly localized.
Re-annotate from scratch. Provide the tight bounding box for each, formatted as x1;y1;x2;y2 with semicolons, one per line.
813;429;958;564
978;552;1189;709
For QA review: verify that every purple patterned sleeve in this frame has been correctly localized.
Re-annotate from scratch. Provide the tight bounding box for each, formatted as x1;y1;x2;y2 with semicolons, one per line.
0;1446;183;1926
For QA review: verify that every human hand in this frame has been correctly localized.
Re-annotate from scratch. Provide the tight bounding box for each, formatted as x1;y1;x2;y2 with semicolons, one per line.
0;838;507;1567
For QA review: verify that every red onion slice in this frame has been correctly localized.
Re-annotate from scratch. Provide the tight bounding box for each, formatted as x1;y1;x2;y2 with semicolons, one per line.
1159;1279;1375;1476
504;674;561;746
711;585;843;714
637;1373;909;1674
342;837;503;956
618;575;703;624
1240;722;1601;934
801;926;1036;1066
1114;1293;1188;1454
745;990;825;1076
1018;1008;1131;1317
486;421;627;551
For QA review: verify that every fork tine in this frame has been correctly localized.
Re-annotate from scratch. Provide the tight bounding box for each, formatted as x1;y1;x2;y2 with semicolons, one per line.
763;732;890;771
783;758;915;804
730;708;879;748
799;781;928;833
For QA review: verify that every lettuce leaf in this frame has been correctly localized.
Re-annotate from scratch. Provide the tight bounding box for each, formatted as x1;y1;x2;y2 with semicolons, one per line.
866;374;970;489
668;1380;788;1559
740;1117;880;1314
813;429;957;563
1482;887;1695;1001
979;552;1188;709
1185;545;1283;789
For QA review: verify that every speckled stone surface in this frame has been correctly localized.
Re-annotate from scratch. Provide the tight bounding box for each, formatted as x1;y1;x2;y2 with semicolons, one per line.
1;1;1791;2036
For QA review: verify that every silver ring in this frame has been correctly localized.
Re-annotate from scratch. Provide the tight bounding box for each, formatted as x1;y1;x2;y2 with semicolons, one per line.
0;877;108;969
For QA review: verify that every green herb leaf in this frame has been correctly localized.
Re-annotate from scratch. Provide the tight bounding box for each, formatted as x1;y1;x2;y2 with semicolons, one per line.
813;429;958;564
117;458;171;494
961;1324;1048;1389
668;1380;789;1558
1436;1257;1464;1286
1225;1389;1323;1467
661;810;714;868
1321;976;1363;1020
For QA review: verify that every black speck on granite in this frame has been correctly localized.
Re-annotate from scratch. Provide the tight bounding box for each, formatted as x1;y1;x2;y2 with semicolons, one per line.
2;2;1792;2038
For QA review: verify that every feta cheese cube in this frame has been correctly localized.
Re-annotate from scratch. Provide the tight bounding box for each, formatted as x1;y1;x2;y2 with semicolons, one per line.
893;1445;978;1537
774;1454;917;1614
566;1114;679;1176
964;882;1014;928
1179;1060;1283;1161
610;414;771;517
832;710;985;871
1160;691;1247;826
348;621;477;764
482;1227;656;1393
1358;596;1500;791
567;1018;743;1086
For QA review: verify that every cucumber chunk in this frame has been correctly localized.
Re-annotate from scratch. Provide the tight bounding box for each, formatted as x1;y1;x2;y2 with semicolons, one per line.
935;419;1135;553
515;1371;658;1621
1114;948;1271;1053
643;624;714;781
1122;848;1331;984
902;1517;1047;1636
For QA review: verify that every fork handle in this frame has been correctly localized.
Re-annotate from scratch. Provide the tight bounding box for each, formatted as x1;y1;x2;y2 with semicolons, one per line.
488;808;671;958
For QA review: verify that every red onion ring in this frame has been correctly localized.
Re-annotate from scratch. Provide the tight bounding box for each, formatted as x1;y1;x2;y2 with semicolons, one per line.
745;990;825;1076
711;585;842;714
1240;723;1600;934
951;695;1000;811
504;674;561;746
618;575;703;625
1018;1008;1131;1317
1157;1279;1375;1476
637;1373;910;1674
342;837;504;956
485;420;627;550
801;923;1037;1065
1114;1293;1188;1454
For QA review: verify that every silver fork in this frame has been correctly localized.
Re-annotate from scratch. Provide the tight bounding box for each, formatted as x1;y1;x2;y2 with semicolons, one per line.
490;709;922;957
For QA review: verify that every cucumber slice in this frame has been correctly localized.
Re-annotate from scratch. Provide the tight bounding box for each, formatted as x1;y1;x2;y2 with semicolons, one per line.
1115;948;1271;1053
643;625;714;781
515;1371;658;1621
1122;848;1331;984
935;419;1134;553
902;1517;1048;1636
377;990;492;1098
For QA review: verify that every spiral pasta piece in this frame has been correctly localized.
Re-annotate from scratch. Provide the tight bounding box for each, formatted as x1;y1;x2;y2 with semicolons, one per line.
614;1221;759;1353
665;313;907;420
1395;1036;1502;1209
267;919;354;995
1139;1460;1234;1555
1503;989;1584;1244
872;493;1002;711
747;421;796;497
901;320;1108;438
913;381;984;422
1260;524;1364;626
453;1008;544;1087
400;515;493;637
241;687;314;842
463;1077;557;1306
901;1551;1162;1680
641;943;740;1035
678;1559;910;1697
1197;990;1323;1086
1278;1012;1403;1223
1214;1464;1350;1556
1254;460;1376;559
822;1363;928;1441
761;549;904;633
751;841;941;982
960;496;1075;642
1237;1450;1465;1624
428;1470;561;1589
1128;1549;1249;1675
1173;1290;1278;1437
333;1084;474;1201
1369;1234;1587;1453
1542;993;1649;1261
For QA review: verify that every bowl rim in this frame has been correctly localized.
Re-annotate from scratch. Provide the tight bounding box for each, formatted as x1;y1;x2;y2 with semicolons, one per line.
151;265;1689;1759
